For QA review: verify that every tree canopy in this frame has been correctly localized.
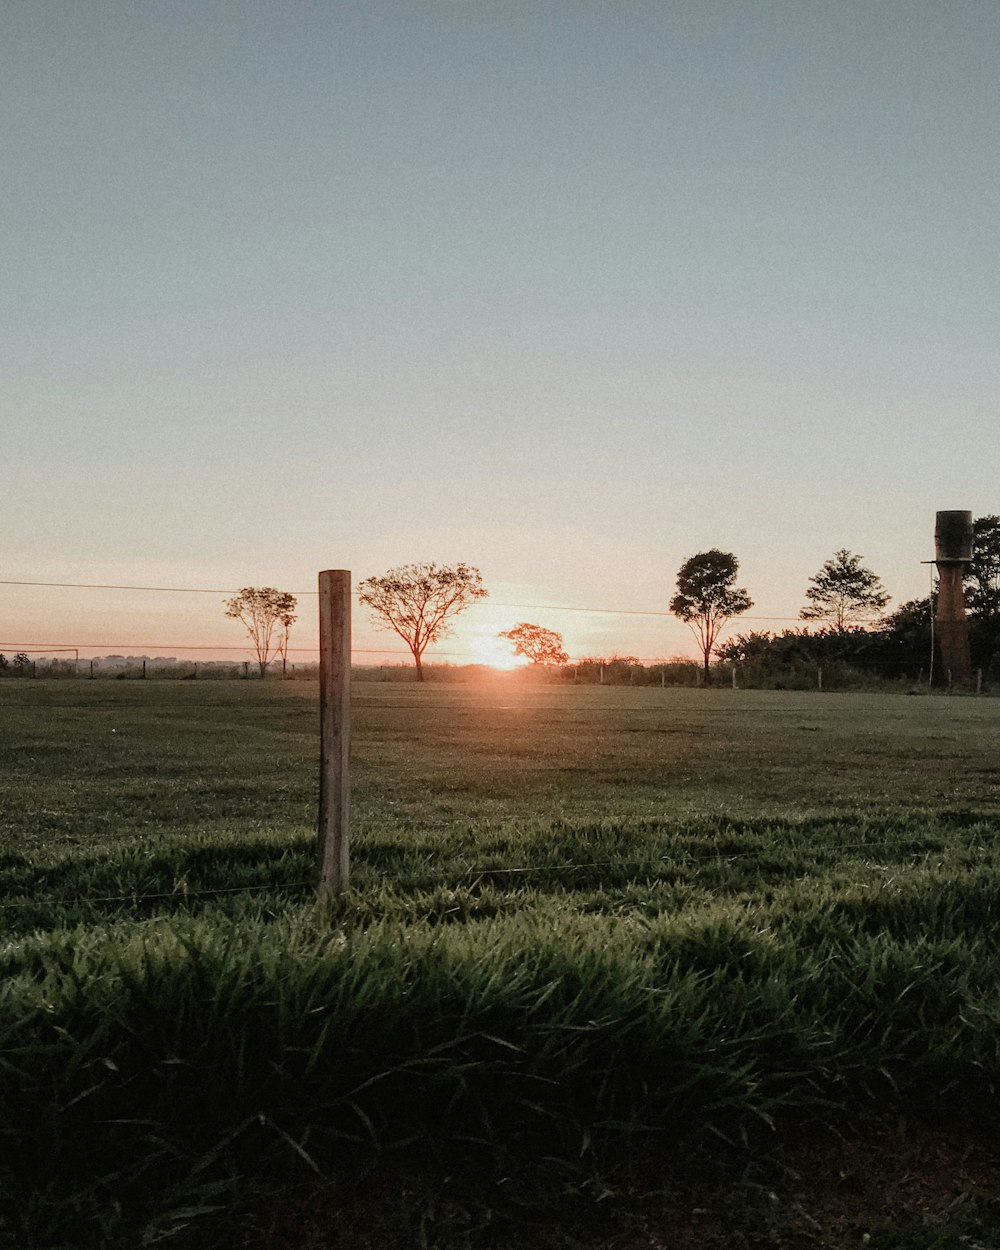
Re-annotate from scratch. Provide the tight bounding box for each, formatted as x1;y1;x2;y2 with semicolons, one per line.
669;549;753;676
965;515;1000;619
800;549;889;633
224;587;297;676
358;562;488;681
499;622;569;666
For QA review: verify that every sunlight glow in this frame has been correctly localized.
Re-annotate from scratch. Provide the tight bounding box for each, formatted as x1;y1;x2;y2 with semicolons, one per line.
464;633;530;670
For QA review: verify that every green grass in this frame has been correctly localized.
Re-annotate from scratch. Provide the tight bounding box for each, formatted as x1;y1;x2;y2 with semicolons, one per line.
1;681;999;1248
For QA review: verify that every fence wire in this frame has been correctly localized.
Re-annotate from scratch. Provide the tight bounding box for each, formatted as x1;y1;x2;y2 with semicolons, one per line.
3;837;991;915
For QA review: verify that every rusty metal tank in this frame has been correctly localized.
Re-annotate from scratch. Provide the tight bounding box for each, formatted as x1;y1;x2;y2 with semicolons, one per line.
934;511;974;565
933;510;973;684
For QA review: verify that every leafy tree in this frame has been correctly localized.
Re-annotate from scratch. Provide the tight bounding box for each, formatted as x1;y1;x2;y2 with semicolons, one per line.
12;652;30;672
224;587;297;677
716;630;790;666
965;515;1000;619
800;549;889;633
669;549;753;678
358;562;488;682
871;596;933;679
499;622;569;666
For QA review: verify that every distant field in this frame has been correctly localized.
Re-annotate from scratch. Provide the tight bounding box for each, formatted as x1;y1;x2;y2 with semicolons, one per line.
2;681;999;1248
4;678;1000;848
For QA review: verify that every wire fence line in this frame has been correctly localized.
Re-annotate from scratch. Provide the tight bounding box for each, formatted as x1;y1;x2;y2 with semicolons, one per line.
0;573;908;684
3;838;991;914
0;647;705;664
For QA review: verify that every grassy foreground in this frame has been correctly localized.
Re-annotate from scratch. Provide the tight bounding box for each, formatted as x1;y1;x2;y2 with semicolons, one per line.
1;681;999;1248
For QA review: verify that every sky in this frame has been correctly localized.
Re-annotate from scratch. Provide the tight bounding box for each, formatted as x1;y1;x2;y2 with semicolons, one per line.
3;1;998;667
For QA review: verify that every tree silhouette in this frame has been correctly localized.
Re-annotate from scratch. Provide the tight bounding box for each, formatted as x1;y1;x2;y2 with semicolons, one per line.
499;623;569;666
965;515;1000;619
224;587;297;677
669;550;753;678
800;550;889;634
358;562;488;681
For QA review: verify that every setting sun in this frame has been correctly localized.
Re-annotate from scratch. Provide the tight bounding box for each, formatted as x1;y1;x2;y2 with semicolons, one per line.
463;632;529;670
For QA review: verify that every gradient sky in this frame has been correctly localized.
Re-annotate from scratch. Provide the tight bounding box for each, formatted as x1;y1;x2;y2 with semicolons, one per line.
3;1;998;666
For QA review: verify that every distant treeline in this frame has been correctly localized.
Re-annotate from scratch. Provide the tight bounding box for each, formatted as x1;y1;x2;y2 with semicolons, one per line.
5;599;999;692
716;596;1000;690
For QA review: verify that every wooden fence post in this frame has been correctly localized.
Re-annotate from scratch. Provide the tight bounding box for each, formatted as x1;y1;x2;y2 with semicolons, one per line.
318;569;352;898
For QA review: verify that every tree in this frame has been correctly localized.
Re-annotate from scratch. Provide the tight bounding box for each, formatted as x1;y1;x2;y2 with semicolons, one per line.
358;562;488;682
275;620;293;676
800;549;889;633
499;622;569;666
872;596;933;679
669;549;753;677
965;515;1000;619
224;587;297;677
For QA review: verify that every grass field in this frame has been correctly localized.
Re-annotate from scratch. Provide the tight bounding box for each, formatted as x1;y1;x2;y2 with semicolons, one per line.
2;681;999;1248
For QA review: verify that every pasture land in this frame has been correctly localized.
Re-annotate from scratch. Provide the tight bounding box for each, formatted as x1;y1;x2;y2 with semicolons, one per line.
2;681;999;1248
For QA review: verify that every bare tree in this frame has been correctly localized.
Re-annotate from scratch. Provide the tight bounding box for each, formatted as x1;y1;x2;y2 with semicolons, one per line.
499;622;569;666
358;562;488;681
224;587;297;677
274;621;292;676
669;550;753;678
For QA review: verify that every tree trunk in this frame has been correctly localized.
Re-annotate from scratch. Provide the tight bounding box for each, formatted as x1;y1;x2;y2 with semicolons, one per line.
413;650;424;682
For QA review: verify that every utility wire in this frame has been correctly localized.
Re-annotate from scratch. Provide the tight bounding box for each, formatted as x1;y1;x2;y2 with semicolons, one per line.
0;579;821;623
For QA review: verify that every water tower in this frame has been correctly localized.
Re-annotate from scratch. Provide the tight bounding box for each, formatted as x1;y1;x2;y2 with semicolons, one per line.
933;510;973;685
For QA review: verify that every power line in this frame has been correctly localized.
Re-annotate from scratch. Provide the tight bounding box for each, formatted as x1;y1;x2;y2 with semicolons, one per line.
0;579;257;594
1;641;501;660
1;578;815;622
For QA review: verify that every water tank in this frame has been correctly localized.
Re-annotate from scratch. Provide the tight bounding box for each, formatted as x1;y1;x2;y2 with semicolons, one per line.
934;511;973;564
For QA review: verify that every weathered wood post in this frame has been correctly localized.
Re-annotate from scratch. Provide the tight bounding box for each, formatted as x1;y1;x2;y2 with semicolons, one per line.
318;569;351;898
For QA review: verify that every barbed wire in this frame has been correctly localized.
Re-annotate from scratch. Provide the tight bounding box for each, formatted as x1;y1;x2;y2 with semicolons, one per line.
0;838;990;913
0;643;722;663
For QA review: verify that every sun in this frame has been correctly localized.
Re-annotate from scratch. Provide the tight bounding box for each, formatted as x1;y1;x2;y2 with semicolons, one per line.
464;633;529;670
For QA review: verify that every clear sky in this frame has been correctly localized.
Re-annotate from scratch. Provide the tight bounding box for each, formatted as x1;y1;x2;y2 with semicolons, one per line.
3;1;998;666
